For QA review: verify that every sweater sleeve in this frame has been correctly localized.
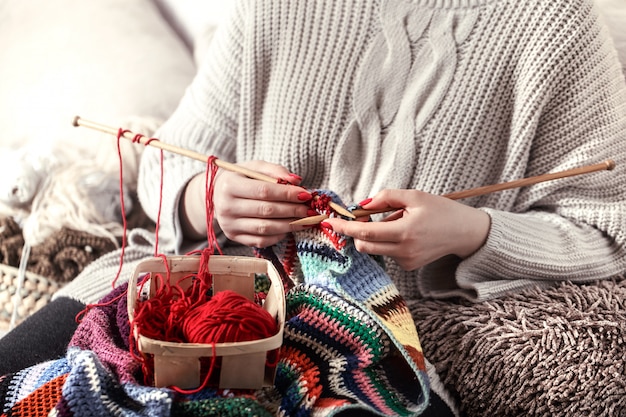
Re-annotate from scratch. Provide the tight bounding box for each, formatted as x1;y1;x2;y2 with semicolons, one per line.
137;1;248;253
419;1;626;301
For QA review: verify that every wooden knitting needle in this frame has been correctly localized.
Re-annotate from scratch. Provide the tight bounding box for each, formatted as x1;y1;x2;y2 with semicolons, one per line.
290;159;616;225
73;116;355;218
74;116;276;183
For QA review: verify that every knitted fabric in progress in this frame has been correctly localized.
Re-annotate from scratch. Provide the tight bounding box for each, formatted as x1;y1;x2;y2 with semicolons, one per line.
0;192;429;416
260;193;428;415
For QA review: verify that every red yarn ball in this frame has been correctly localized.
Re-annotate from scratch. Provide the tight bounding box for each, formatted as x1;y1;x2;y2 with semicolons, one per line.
181;290;277;344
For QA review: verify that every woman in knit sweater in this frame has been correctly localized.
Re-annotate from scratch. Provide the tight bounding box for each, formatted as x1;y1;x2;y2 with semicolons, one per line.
142;0;626;302
134;1;626;412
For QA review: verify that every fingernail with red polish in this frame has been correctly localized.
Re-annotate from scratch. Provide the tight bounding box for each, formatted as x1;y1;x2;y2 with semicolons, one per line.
298;191;312;201
358;197;373;207
289;173;303;182
307;209;318;216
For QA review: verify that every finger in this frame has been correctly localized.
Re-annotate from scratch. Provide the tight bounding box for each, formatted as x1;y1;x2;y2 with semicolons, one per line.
227;214;302;236
381;209;405;222
240;160;304;185
222;217;295;248
352;239;402;257
229;232;289;249
351;234;427;270
322;218;401;244
363;189;429;212
221;175;311;203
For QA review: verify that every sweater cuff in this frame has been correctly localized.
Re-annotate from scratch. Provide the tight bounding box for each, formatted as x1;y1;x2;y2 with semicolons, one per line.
418;209;557;301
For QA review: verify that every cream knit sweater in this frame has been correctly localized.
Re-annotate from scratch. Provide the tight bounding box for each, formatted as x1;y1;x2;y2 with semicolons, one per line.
133;0;626;302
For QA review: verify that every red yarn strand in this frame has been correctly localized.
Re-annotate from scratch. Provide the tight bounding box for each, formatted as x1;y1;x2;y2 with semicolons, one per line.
111;128;131;288
72;128;132;322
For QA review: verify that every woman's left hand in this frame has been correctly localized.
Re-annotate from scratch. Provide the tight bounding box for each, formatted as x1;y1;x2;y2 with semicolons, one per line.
321;189;491;271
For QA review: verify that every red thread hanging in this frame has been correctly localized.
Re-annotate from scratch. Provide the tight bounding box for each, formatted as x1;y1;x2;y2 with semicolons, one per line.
181;289;277;344
204;155;222;255
74;128;163;322
306;191;345;249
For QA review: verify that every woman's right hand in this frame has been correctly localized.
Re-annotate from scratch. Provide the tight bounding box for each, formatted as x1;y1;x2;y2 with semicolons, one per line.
181;160;312;248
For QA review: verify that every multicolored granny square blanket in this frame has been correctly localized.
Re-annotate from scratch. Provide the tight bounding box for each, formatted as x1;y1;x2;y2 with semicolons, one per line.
0;192;430;416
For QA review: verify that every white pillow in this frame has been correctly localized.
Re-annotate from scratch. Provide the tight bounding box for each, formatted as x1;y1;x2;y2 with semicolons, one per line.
595;0;626;75
0;0;196;154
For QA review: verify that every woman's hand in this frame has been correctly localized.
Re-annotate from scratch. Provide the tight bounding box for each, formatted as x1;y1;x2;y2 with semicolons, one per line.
322;189;491;271
181;160;312;248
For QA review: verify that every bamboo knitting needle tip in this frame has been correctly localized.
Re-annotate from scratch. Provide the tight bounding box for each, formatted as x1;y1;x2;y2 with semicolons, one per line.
330;202;356;219
349;207;397;218
291;214;330;226
73;115;117;134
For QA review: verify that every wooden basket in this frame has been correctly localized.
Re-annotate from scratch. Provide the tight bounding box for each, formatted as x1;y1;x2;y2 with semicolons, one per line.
127;255;285;390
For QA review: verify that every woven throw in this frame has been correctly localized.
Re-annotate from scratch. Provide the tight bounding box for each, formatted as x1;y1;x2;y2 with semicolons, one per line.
411;278;626;417
0;191;430;416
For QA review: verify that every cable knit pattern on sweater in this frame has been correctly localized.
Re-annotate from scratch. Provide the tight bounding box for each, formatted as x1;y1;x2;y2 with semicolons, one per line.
136;0;626;302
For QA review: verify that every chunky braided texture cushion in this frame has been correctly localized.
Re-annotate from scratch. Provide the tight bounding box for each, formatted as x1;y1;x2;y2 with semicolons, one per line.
411;279;626;416
0;216;118;283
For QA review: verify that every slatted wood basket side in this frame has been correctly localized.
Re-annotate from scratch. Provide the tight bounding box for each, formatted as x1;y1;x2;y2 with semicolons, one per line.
127;255;286;390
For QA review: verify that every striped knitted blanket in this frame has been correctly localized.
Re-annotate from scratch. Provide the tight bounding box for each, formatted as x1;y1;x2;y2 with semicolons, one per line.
0;192;430;416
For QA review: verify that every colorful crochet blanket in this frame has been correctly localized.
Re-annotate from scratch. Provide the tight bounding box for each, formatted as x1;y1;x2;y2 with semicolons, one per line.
0;192;430;416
